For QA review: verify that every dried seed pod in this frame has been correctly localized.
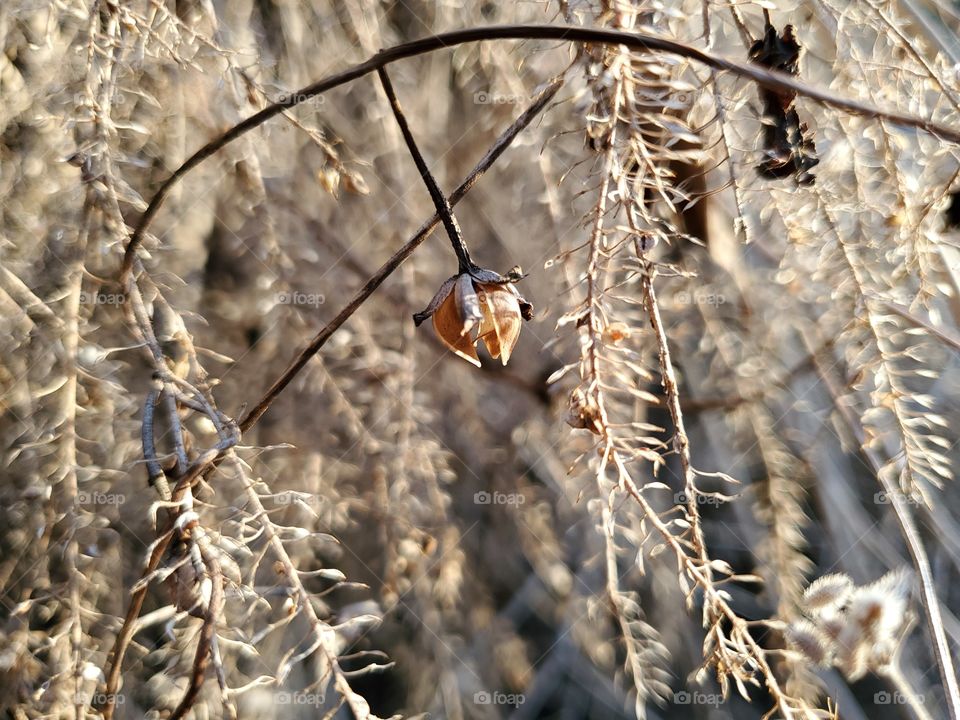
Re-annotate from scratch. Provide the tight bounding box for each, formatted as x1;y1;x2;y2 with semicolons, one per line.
317;166;340;196
475;283;522;364
341;171;369;195
566;387;601;434
749;23;818;184
414;267;532;366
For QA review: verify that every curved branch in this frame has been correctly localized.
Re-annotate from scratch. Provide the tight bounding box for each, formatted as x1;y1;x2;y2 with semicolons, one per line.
103;88;562;709
121;23;960;278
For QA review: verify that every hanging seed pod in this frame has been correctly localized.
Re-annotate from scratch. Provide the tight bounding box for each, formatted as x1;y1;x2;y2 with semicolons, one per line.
414;267;533;367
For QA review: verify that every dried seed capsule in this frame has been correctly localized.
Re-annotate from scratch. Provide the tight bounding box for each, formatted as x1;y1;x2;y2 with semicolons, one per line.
414;266;532;366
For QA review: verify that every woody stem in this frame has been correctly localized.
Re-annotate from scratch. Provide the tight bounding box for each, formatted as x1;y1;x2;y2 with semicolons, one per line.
376;66;475;273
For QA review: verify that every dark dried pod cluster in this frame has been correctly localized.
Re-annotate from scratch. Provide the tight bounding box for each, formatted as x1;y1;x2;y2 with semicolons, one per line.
749;24;819;185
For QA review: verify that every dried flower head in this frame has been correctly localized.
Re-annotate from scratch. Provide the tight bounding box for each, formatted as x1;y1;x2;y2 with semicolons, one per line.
414;266;533;366
566;386;602;433
793;569;914;682
841;568;913;675
602;321;630;345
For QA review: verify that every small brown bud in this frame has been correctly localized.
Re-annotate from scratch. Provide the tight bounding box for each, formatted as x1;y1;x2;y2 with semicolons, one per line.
317;166;340;196
341;171;369;195
603;321;630;345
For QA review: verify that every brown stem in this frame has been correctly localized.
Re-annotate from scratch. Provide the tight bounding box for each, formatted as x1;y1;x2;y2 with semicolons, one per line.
169;540;224;720
100;530;174;719
376;66;474;272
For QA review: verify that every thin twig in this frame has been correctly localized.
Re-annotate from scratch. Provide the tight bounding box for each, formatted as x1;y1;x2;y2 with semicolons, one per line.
101;528;175;719
230;454;373;719
141;384;168;497
376;66;474;271
638;258;709;565
880;300;960;353
169;537;224;720
618;464;803;719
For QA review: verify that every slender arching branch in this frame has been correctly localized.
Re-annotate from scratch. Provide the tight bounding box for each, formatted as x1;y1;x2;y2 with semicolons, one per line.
120;23;960;279
102;86;561;710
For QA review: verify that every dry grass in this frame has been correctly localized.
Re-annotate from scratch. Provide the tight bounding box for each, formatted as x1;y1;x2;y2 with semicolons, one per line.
2;1;960;718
